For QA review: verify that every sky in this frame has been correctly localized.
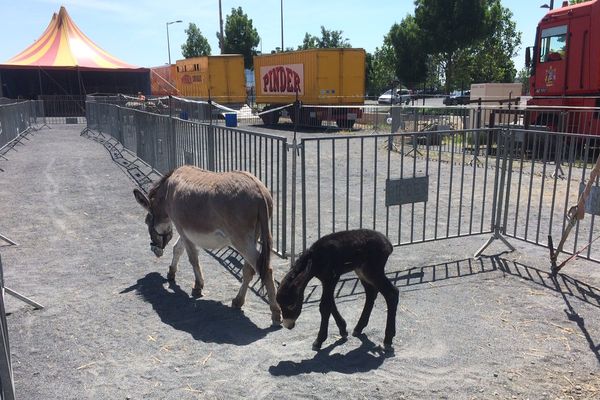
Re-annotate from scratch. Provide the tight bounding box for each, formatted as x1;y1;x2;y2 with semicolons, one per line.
0;0;553;72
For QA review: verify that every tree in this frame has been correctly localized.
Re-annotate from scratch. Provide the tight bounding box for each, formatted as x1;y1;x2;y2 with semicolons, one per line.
217;7;260;69
569;0;591;4
181;23;211;58
297;26;351;50
516;68;530;95
366;44;396;96
453;2;521;86
387;15;428;90
415;0;496;93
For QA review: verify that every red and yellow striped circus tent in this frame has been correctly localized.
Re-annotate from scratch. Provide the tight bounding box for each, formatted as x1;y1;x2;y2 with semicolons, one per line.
0;6;149;98
6;7;139;69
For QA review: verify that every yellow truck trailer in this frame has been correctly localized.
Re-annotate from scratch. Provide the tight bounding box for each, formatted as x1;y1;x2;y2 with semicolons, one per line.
253;48;366;128
174;55;246;104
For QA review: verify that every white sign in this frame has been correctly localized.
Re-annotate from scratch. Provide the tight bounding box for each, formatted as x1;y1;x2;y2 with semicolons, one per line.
259;63;304;95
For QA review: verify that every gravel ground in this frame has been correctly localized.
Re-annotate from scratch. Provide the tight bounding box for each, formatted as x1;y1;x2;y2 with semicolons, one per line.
1;124;600;399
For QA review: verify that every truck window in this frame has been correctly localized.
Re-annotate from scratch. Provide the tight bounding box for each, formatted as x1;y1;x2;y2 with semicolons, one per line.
539;25;567;63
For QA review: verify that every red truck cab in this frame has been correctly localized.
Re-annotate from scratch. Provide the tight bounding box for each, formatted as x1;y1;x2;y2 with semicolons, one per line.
527;0;600;133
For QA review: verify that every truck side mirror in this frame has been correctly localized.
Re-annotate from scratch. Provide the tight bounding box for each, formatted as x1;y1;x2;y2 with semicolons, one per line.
525;47;531;68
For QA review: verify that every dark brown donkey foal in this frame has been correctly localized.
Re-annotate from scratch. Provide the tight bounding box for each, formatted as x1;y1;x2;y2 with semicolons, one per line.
276;229;399;350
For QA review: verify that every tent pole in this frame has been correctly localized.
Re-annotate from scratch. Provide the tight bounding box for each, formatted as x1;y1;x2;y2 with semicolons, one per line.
38;68;43;97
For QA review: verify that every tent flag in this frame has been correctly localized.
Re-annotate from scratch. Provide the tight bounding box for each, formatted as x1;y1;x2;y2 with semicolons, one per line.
5;6;139;69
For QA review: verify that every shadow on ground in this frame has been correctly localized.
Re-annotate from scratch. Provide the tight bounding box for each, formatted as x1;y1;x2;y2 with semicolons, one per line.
207;247;600;364
268;334;391;376
121;272;278;346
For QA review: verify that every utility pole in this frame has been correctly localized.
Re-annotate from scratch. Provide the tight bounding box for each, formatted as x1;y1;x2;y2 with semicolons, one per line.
219;0;225;54
280;0;284;51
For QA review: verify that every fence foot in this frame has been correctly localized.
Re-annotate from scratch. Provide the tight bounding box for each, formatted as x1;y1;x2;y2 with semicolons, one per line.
3;287;43;310
474;231;515;259
0;233;17;246
32;122;50;131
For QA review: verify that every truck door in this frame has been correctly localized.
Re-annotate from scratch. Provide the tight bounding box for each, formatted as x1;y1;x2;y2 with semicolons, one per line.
566;16;590;93
534;24;568;96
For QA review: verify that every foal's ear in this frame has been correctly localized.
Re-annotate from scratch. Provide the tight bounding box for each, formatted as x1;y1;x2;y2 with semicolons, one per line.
133;188;151;211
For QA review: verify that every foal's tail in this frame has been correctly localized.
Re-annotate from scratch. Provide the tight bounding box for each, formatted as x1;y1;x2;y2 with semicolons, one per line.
256;194;273;281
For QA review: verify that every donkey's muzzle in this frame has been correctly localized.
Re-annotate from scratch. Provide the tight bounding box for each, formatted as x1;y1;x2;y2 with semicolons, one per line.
150;244;164;258
282;318;296;330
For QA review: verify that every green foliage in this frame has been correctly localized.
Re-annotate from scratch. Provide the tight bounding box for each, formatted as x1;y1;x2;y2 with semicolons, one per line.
415;0;497;92
365;44;397;96
516;68;530;95
297;26;351;49
569;0;591;4
217;7;260;69
181;23;211;58
453;2;521;85
387;15;428;89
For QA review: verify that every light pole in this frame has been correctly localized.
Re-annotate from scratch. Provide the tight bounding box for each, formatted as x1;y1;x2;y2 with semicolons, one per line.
280;0;284;51
166;20;182;65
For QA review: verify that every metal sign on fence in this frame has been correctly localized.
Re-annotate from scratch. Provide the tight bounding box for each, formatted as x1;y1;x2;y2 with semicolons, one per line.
385;176;429;206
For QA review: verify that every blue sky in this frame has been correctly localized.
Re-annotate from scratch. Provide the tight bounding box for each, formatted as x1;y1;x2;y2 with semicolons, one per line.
0;0;551;71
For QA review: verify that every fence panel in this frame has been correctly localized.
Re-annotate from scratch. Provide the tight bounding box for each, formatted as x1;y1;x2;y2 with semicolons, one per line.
298;129;499;252
502;129;600;262
0;101;33;152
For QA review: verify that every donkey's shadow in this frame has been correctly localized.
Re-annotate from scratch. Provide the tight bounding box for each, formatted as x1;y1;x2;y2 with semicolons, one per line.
121;272;276;346
268;334;392;376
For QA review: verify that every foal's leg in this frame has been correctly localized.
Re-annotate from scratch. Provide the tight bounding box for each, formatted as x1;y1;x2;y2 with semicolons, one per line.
353;279;378;337
313;280;338;350
375;273;399;348
183;238;204;298
329;293;348;338
167;236;185;281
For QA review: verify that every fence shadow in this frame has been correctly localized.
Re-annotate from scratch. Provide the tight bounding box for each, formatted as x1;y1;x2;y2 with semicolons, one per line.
205;247;272;302
492;257;600;365
268;334;390;377
120;272;277;346
302;257;498;304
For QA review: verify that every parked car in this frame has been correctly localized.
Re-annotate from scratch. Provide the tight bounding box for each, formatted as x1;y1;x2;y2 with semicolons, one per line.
378;88;411;105
443;90;471;106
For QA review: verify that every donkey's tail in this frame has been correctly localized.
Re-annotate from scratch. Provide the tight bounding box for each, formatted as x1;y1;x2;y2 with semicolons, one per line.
256;194;273;281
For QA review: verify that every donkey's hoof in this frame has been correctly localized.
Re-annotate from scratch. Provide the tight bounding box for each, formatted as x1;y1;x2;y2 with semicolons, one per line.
312;341;323;351
166;270;176;282
231;297;244;309
340;328;348;338
352;329;363;337
271;313;282;326
191;288;203;298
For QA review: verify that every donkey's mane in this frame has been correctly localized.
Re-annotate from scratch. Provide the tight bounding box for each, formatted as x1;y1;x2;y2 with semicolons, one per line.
148;170;174;201
291;249;313;275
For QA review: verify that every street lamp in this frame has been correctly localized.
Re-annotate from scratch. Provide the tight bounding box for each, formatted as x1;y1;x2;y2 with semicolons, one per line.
166;20;183;65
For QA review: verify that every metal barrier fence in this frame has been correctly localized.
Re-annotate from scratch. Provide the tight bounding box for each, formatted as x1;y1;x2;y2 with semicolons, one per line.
86;100;289;258
0;101;34;153
297;129;499;253
84;99;600;267
501;129;600;262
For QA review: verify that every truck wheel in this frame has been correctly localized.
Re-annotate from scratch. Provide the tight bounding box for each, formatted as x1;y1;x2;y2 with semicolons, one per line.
336;119;355;130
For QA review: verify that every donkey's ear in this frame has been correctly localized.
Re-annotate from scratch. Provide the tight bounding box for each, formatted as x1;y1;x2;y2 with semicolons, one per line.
133;188;150;211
